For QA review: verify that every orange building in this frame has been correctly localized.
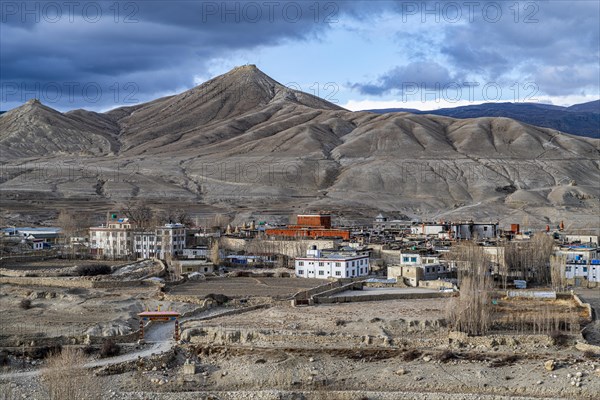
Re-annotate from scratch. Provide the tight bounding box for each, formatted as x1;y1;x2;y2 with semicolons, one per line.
265;214;350;240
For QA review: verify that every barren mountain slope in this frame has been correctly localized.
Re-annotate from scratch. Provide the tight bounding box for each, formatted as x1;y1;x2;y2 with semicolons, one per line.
0;99;117;159
0;66;598;227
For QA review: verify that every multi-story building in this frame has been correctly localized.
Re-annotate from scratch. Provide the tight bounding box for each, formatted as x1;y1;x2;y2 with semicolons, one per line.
133;223;186;259
90;212;186;260
387;252;451;286
557;245;600;284
294;246;370;279
89;217;134;259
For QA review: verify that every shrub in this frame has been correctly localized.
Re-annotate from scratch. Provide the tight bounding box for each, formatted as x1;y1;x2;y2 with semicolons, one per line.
335;319;346;327
550;331;569;347
82;344;95;355
19;299;32;310
489;354;520;368
436;350;457;363
402;349;422;361
29;345;62;360
74;265;111;276
583;350;598;359
100;339;120;358
204;293;229;305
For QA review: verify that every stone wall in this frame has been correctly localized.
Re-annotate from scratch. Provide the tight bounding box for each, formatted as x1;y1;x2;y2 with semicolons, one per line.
314;291;456;304
219;237;338;258
448;330;554;348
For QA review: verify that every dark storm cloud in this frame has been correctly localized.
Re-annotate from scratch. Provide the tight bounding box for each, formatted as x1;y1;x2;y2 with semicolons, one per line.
352;1;599;99
1;1;598;111
0;0;345;111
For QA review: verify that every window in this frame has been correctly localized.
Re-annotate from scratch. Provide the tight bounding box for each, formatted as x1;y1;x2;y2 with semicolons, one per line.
319;262;324;266
403;257;409;263
411;257;417;263
583;267;588;273
335;271;341;276
298;261;304;266
335;262;341;267
352;261;355;267
318;271;324;276
298;270;304;275
484;226;488;231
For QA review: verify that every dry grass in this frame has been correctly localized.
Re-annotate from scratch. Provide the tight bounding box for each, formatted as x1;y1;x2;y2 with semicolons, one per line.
42;347;101;400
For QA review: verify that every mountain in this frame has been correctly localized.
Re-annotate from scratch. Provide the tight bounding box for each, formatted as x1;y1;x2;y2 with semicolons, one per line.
1;66;599;228
567;100;600;113
0;99;118;158
367;101;600;138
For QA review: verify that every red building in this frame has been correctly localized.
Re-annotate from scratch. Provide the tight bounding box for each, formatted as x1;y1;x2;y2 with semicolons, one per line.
265;214;350;240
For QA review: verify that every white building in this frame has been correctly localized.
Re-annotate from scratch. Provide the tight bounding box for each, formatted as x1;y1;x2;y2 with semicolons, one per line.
133;223;186;259
89;218;134;259
408;222;498;240
410;224;446;236
295;246;370;279
182;246;210;259
558;246;600;283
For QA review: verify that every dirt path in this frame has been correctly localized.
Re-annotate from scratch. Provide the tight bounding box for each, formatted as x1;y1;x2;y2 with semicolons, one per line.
0;306;236;380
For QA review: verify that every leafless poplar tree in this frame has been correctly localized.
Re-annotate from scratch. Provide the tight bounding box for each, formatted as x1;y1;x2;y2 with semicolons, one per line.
447;241;494;336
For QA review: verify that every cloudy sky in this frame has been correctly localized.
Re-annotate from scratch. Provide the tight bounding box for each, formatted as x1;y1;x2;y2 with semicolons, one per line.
1;0;599;112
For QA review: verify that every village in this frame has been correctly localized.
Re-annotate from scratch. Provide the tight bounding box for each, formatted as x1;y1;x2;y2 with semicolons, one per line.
0;211;599;399
2;211;599;287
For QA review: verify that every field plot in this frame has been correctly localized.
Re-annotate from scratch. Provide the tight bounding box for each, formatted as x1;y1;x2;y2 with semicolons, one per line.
0;259;124;271
170;277;326;299
491;297;589;333
200;298;446;330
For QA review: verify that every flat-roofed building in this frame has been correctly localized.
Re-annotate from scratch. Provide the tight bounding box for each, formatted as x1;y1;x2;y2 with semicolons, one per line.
294;246;370;279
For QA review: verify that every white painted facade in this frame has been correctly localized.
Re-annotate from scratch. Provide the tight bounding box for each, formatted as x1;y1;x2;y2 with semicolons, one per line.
558;246;600;283
295;248;370;279
410;224;445;235
89;220;134;258
133;223;186;259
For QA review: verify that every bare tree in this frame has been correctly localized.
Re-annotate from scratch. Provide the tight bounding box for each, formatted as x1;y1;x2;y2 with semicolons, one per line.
447;241;494;336
209;213;231;229
550;254;567;291
56;209;92;259
503;233;555;284
121;200;154;229
210;239;221;265
164;208;192;226
42;348;101;400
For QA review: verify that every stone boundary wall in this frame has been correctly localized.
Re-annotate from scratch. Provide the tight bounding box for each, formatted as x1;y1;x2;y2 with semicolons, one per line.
314;291;456;304
448;330;554;348
573;294;594;323
186;326;392;349
312;281;364;299
182;304;271;328
0;276;163;289
575;341;600;354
